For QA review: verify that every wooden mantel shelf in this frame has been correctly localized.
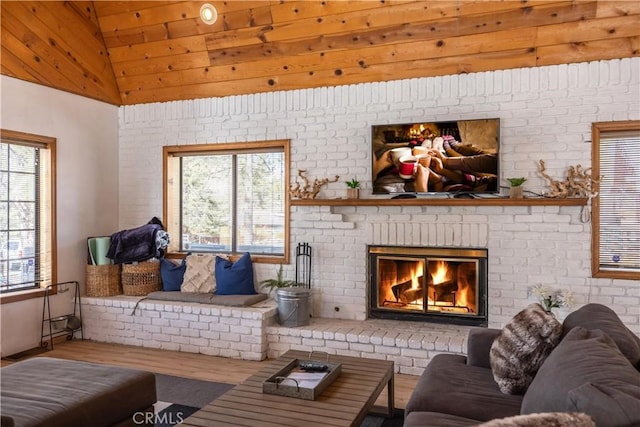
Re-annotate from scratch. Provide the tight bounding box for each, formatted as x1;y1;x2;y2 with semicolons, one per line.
290;197;588;207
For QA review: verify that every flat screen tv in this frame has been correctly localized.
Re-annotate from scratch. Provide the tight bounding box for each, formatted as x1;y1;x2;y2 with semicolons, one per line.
372;118;500;195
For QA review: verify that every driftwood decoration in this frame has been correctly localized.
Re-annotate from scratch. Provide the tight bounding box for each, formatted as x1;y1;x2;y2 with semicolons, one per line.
289;169;340;199
537;160;601;198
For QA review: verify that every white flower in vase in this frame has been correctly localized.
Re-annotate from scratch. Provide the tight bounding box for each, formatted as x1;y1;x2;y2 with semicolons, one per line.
531;284;574;314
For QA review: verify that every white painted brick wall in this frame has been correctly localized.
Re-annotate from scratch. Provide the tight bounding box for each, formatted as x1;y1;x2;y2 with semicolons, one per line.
118;59;640;334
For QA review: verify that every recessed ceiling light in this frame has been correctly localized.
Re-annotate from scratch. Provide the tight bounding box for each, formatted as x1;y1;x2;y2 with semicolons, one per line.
200;3;217;25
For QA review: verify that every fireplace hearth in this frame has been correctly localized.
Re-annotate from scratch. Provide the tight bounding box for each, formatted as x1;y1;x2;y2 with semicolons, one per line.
368;246;488;326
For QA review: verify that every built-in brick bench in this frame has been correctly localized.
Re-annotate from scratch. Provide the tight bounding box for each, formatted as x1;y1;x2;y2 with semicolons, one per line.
82;296;473;373
81;296;277;361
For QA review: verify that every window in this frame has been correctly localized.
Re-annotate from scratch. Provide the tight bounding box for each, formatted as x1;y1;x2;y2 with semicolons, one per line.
591;121;640;279
163;140;290;263
1;130;56;297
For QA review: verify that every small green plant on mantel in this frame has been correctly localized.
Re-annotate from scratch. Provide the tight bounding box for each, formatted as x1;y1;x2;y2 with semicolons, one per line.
507;177;527;199
346;178;361;189
346;178;361;199
260;265;300;296
506;177;527;187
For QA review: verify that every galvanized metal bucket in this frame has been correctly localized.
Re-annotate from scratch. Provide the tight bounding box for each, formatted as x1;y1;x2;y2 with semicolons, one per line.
276;287;311;327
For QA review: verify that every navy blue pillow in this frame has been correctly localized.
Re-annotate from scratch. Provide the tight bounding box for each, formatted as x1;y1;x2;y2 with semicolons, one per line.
214;252;256;295
160;257;187;291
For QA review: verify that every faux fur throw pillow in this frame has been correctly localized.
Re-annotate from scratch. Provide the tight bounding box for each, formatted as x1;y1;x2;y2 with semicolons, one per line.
476;412;595;427
490;302;562;394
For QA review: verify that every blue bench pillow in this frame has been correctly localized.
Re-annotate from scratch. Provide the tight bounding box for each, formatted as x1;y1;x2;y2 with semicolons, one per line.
160;257;187;291
215;252;256;295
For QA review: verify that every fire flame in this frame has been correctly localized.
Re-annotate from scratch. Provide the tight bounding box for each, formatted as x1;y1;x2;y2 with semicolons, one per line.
409;124;426;138
411;263;423;289
431;261;450;285
377;258;477;315
427;261;476;314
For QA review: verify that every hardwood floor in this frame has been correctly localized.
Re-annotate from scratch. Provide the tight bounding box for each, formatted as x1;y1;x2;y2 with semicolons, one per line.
8;339;419;410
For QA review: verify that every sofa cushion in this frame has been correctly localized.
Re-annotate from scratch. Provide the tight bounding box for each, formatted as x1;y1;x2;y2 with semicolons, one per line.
405;354;522;422
567;383;640;427
215;252;256;295
477;412;595;427
489;303;562;394
521;327;640;426
181;253;217;293
562;303;640;368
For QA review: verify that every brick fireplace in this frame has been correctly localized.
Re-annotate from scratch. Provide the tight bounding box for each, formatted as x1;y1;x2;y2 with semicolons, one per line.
368;245;488;326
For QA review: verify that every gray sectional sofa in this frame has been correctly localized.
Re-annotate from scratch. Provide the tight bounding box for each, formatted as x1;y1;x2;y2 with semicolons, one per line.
404;303;640;427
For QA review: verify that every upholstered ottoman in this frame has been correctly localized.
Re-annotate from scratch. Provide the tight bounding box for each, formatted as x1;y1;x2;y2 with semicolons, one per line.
0;357;156;427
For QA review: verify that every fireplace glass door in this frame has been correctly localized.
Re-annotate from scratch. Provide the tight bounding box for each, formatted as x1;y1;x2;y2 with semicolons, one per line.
369;246;488;326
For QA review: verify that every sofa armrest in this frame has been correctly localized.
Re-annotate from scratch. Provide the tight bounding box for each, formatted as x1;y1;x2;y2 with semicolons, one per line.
467;327;501;368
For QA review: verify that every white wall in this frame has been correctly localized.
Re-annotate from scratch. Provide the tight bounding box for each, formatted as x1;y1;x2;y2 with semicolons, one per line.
118;59;640;333
0;76;119;356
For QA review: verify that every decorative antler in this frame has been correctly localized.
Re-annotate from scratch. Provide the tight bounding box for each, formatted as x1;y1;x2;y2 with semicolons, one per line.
537;160;601;198
289;169;340;199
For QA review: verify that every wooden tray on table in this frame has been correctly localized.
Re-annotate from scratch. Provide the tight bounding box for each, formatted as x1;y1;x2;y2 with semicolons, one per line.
263;351;342;400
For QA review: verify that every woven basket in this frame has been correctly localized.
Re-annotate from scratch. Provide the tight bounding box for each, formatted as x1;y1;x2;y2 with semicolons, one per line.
122;261;162;296
85;264;122;297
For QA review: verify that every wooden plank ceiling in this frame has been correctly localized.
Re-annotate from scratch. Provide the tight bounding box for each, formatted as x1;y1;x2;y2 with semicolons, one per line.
1;1;639;106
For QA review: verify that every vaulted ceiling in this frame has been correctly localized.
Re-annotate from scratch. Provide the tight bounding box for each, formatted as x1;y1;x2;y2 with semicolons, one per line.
1;1;638;106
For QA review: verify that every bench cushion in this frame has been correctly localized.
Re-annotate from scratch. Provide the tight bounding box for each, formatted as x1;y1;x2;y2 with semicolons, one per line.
145;290;267;306
1;357;156;427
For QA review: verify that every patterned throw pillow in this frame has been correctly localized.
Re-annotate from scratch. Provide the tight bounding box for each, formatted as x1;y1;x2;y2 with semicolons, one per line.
489;303;563;394
181;253;217;293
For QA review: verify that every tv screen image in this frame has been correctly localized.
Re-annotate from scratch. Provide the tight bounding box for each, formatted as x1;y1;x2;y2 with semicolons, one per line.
372;119;500;195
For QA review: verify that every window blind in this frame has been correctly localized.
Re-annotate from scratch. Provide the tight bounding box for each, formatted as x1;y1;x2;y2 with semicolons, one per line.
0;140;53;293
597;130;640;272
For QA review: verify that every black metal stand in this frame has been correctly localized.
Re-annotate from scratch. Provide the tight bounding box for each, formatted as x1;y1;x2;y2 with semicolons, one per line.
295;242;312;289
40;281;83;350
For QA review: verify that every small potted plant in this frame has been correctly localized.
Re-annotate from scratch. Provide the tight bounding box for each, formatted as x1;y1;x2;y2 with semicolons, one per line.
260;265;300;299
346;178;361;199
507;177;527;199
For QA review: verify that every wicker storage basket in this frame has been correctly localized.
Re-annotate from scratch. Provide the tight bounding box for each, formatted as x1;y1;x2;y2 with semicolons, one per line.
122;261;162;296
85;264;122;297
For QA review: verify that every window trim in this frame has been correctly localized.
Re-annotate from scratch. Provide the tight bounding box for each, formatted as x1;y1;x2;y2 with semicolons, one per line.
0;129;57;303
163;140;290;264
591;120;640;280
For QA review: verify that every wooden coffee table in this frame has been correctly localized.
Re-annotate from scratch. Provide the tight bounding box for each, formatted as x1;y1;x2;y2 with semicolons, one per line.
181;350;395;427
